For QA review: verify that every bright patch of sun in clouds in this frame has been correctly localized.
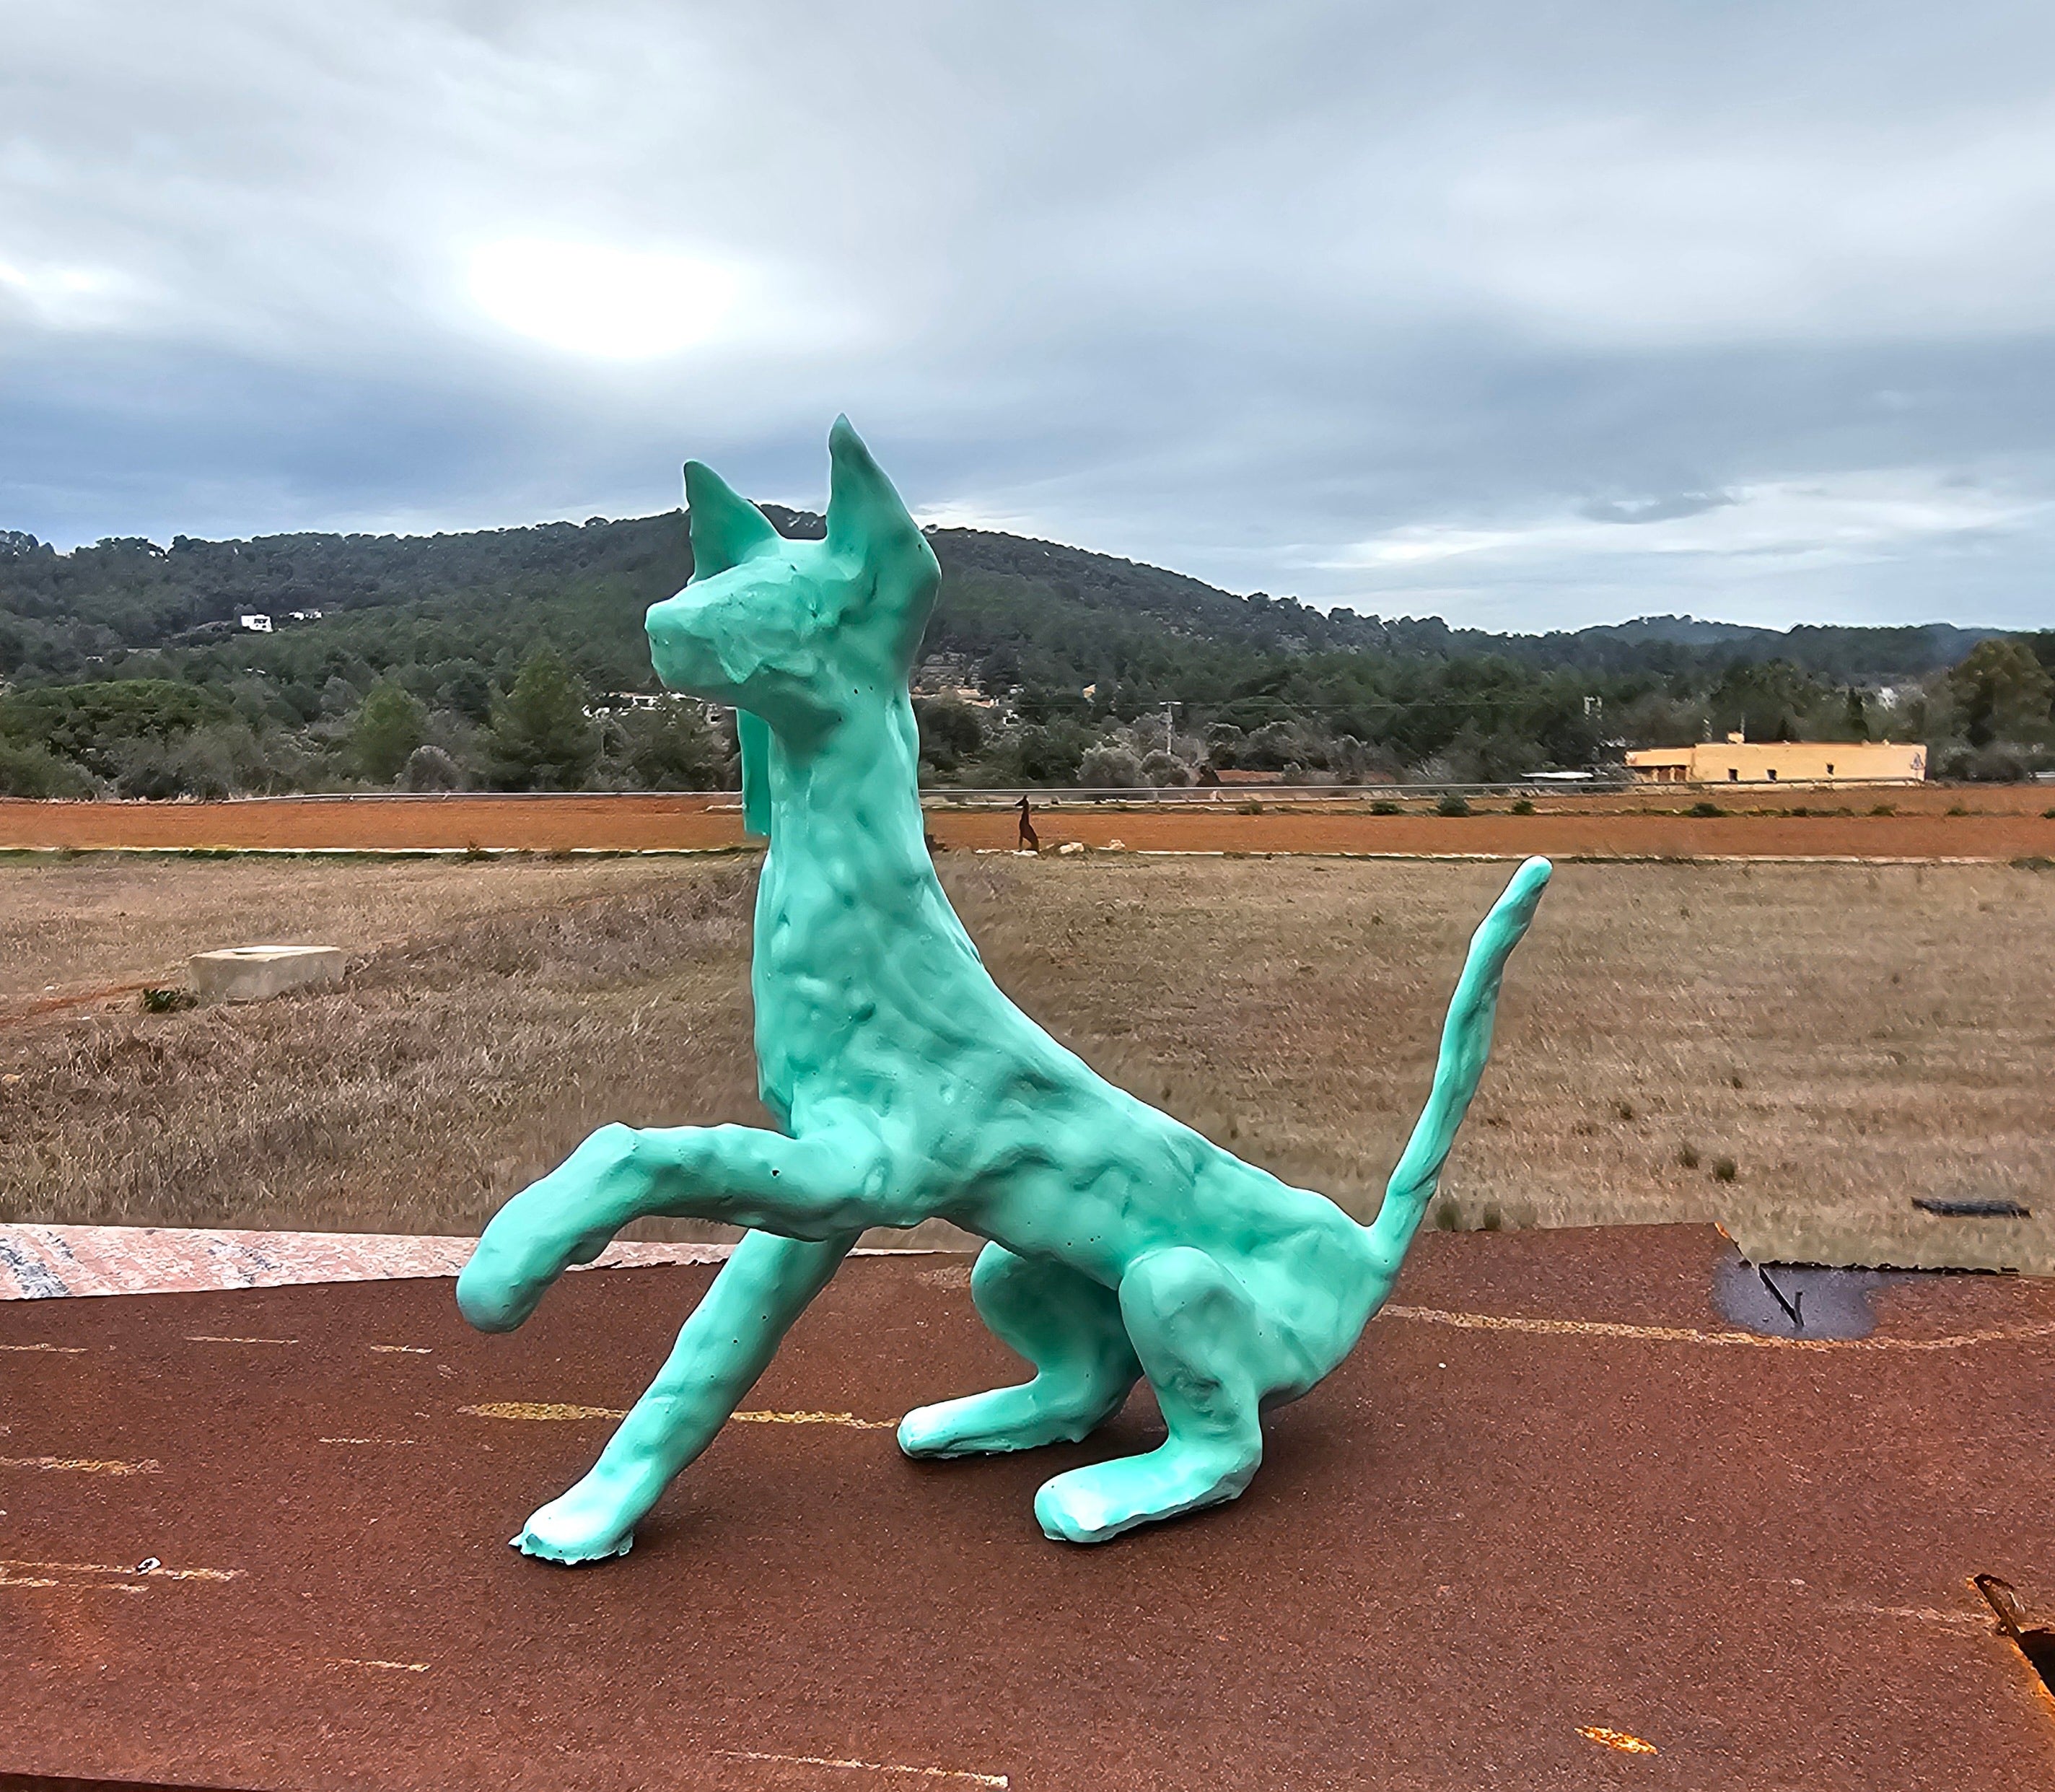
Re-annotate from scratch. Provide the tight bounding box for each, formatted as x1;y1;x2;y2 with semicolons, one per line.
1331;471;2049;572
467;240;742;360
0;259;132;330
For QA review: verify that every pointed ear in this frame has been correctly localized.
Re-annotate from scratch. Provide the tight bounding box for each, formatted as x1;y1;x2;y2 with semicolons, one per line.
825;416;924;569
685;460;781;580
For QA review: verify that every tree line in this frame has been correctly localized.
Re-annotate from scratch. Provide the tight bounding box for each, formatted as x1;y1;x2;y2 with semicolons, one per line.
0;515;2048;798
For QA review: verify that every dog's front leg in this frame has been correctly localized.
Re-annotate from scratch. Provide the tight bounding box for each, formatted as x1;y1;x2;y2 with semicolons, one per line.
456;1119;897;1564
510;1227;859;1564
457;1119;892;1333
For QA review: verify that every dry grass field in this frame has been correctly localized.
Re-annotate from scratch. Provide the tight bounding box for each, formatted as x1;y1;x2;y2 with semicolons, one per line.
2;850;2051;1272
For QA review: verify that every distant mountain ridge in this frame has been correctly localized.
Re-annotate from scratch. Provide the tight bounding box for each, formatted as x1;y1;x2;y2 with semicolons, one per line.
0;508;2012;695
1554;612;1997;670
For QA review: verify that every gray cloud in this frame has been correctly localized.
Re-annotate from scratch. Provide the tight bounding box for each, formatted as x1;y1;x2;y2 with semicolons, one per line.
1579;493;1737;526
4;1;2054;628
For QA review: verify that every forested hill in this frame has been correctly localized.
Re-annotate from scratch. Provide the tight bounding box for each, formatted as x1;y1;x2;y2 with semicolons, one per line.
0;510;2046;799
0;511;2002;697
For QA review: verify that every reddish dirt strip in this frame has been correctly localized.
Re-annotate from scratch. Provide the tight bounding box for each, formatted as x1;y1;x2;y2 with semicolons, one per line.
4;793;2054;859
3;1225;2051;1791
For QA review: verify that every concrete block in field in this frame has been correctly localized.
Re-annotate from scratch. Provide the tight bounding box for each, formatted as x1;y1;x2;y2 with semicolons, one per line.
189;945;346;1003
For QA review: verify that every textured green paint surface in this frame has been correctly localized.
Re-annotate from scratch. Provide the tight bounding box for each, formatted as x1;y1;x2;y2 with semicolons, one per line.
456;419;1551;1562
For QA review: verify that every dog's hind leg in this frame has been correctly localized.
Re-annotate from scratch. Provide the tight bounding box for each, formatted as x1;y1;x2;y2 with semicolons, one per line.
1033;1246;1270;1544
898;1244;1140;1459
511;1228;859;1564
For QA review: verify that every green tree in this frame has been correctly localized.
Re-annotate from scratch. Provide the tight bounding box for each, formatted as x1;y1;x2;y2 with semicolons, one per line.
615;702;724;789
484;647;598;790
351;681;427;783
913;696;985;771
1013;720;1091;784
1705;660;1828;745
1945;639;2053;748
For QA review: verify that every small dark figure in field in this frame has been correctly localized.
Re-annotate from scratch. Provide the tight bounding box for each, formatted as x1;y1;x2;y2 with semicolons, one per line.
1017;795;1040;852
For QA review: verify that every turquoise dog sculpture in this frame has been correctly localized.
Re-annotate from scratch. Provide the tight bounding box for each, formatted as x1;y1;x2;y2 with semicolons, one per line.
456;419;1551;1562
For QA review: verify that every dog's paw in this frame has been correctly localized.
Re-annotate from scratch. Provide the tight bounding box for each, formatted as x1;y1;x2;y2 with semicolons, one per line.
897;1398;1004;1459
1033;1472;1129;1544
898;1391;1099;1459
512;1490;637;1566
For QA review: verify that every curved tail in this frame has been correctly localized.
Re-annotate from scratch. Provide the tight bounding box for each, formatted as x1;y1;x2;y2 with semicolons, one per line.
1361;856;1552;1292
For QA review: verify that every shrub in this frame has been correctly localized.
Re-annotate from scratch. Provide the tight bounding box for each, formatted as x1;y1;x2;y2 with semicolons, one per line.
112;722;274;800
1937;743;2038;784
1077;745;1144;790
1434;1199;1461;1231
1688;800;1722;818
1236;797;1264;815
139;987;196;1013
1678;1142;1701;1169
0;738;94;799
0;679;234;780
1370;799;1400;815
1435;794;1471;817
400;744;463;792
1712;1157;1738;1182
1872;803;1897;817
1138;749;1191;787
1012;721;1090;784
1511;797;1535;815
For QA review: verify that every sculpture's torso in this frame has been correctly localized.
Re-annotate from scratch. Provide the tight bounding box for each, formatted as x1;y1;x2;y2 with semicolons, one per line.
748;696;1375;1365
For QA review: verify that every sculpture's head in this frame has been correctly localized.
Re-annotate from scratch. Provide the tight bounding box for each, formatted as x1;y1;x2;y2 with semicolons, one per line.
645;416;941;742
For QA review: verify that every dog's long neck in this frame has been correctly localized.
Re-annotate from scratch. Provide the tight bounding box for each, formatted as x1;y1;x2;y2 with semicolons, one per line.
750;686;987;1119
763;691;929;878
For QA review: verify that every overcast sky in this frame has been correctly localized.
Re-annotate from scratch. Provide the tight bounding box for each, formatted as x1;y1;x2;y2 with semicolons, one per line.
4;3;2053;630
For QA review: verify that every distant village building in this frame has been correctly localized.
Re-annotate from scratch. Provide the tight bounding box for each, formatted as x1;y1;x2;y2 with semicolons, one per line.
910;652;996;709
588;691;724;725
1625;732;1924;786
236;613;273;633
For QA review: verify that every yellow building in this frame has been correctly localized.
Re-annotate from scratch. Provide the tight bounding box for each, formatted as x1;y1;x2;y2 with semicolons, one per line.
1624;733;1926;787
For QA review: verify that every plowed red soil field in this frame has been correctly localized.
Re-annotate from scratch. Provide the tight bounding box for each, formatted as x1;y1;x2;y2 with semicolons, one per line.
4;792;2054;858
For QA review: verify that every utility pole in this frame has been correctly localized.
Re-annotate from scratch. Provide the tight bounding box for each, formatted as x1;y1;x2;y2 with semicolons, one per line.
1164;703;1175;756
